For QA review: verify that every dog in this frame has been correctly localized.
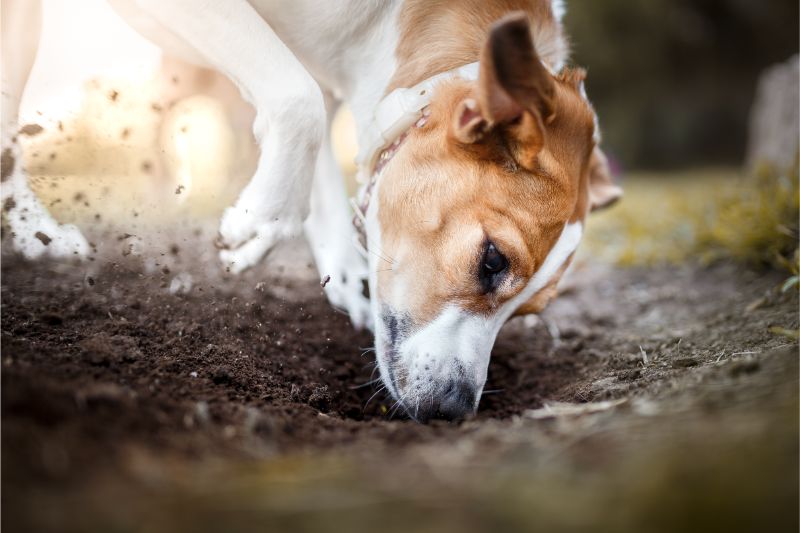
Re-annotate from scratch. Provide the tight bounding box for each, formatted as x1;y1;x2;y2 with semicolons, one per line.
1;0;621;421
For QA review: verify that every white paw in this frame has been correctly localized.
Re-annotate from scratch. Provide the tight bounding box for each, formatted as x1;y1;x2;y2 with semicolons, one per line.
218;203;265;250
6;201;90;260
12;222;89;260
319;258;372;331
218;218;302;274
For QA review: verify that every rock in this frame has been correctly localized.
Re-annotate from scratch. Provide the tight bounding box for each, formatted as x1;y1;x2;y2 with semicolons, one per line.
746;55;799;172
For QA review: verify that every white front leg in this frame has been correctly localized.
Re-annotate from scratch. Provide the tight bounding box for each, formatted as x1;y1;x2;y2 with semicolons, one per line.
304;96;371;330
139;0;326;273
1;0;89;260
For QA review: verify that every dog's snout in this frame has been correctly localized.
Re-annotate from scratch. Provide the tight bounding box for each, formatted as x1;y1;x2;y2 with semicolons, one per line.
420;380;477;422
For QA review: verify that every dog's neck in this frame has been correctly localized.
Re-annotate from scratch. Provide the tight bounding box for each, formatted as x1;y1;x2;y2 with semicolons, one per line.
344;1;566;160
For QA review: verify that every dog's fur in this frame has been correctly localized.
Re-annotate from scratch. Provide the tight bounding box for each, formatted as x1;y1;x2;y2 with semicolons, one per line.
1;0;621;421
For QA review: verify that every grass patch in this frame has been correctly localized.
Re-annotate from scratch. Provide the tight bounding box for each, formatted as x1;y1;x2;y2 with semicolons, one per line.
582;163;799;271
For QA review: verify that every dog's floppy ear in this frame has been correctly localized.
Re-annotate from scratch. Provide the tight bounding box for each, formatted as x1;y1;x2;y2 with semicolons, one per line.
452;12;554;170
587;146;623;211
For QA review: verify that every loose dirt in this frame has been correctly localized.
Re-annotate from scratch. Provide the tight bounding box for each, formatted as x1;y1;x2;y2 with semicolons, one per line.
2;252;797;532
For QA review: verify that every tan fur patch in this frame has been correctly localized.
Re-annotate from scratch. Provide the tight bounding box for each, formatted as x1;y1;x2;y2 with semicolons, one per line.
388;0;568;92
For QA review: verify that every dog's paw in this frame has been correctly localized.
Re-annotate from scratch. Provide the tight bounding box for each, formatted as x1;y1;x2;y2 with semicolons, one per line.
317;251;372;330
323;273;373;331
218;203;264;251
218;216;302;274
8;214;89;261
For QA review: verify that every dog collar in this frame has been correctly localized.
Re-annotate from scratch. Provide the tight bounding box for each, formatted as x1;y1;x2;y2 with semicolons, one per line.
351;61;480;252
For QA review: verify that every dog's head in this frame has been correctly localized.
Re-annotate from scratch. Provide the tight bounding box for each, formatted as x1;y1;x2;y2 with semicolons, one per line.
365;13;621;421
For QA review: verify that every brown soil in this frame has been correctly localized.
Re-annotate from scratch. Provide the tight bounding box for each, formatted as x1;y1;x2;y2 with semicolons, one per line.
2;254;797;532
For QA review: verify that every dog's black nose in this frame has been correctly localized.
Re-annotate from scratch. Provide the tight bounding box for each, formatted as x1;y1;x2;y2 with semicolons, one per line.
433;380;477;421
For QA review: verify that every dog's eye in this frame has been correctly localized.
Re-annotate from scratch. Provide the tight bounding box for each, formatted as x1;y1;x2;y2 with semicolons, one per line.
479;242;508;292
484;243;506;273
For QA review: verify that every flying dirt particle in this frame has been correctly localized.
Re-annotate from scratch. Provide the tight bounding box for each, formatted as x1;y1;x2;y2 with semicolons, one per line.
169;244;180;255
73;192;85;203
1;148;15;181
150;103;163;113
58;121;64;132
3;197;16;212
175;185;185;195
171;75;179;85
86;276;95;286
320;275;331;288
117;233;135;241
49;152;57;161
19;124;44;136
109;90;119;102
141;160;153;173
34;231;52;245
94;213;101;221
180;126;188;133
121;128;131;140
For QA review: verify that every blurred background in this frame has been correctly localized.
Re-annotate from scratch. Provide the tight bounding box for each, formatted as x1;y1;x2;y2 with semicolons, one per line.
567;0;798;170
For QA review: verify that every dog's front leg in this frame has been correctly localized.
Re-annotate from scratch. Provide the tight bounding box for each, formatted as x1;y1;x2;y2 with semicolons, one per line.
140;0;325;273
1;0;89;260
304;94;371;330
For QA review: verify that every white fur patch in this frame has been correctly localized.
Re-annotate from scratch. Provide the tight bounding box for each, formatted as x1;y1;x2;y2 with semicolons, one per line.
579;80;602;144
551;0;567;22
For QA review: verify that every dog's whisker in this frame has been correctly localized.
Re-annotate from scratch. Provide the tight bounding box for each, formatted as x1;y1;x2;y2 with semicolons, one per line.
364;236;395;265
329;305;350;317
364;385;387;410
387;389;410;419
349;377;382;390
369;364;380;381
361;242;394;267
482;388;505;395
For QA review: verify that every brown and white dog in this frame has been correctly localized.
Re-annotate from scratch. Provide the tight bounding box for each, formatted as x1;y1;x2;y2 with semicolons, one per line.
1;0;621;421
